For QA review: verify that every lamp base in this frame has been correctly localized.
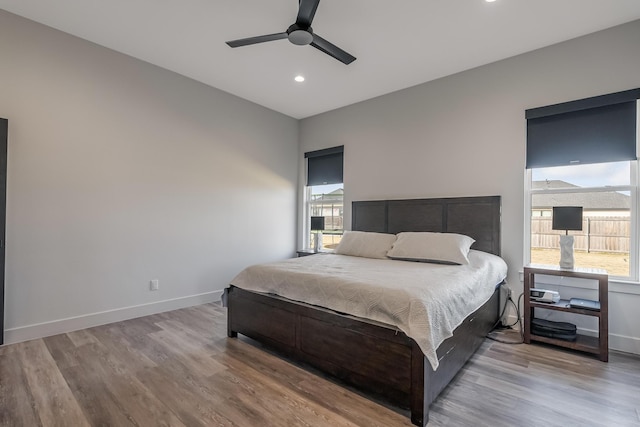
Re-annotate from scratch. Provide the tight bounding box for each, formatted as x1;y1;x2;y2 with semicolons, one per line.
314;231;323;253
559;235;575;269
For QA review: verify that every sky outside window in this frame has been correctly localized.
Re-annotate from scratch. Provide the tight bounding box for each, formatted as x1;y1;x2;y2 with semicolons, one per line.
532;161;630;187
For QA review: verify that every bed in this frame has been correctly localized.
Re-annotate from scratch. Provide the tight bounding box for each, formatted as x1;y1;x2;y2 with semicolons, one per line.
226;195;503;426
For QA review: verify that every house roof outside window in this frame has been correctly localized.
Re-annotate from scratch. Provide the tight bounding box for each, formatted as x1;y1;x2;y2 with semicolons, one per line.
532;180;630;211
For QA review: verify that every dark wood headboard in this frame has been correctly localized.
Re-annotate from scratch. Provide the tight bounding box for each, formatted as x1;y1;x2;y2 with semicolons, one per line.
352;195;501;256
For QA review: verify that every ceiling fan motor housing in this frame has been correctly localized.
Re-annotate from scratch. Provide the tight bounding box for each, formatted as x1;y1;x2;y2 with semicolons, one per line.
287;24;313;45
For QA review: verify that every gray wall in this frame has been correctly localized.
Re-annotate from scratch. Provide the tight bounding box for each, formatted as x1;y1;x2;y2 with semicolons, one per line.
300;20;640;353
0;10;299;342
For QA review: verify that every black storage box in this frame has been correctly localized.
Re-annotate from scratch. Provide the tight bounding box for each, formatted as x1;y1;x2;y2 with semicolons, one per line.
531;318;577;342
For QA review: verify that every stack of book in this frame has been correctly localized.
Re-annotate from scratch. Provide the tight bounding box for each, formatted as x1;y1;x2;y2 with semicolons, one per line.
569;298;600;310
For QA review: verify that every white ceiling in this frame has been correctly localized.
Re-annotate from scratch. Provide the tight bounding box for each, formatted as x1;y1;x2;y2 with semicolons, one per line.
2;1;640;119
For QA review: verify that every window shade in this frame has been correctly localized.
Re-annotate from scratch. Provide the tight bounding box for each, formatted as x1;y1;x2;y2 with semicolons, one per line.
526;89;639;169
305;145;344;186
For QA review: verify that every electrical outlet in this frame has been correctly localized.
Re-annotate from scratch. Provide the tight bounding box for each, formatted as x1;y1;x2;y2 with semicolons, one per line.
150;279;159;291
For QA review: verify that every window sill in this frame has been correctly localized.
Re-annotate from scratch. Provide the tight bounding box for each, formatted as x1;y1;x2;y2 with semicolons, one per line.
518;269;640;295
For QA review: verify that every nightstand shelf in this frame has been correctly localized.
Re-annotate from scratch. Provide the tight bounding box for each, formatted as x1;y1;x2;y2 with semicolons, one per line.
529;332;601;356
529;299;602;317
523;265;608;362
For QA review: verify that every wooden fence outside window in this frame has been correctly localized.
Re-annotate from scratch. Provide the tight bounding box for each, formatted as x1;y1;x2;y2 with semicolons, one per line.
531;217;629;253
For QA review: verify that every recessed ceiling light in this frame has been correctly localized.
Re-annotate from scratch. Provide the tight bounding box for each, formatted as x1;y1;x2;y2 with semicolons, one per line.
294;75;305;82
485;0;497;2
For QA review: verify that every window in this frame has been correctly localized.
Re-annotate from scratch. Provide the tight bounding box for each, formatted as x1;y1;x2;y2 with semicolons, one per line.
306;184;344;249
525;89;639;280
304;146;344;249
526;161;636;279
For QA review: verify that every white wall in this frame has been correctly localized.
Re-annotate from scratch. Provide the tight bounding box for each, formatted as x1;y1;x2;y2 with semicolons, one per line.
0;10;299;343
299;20;640;354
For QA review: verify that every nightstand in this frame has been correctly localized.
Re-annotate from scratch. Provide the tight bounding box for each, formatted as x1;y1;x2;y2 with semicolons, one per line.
296;249;318;257
523;264;608;362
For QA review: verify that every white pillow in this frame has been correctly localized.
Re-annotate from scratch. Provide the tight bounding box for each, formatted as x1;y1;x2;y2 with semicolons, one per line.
334;231;397;259
386;232;475;265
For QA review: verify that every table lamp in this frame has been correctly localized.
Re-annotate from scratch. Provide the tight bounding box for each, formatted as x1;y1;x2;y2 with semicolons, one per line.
311;216;325;252
552;206;583;269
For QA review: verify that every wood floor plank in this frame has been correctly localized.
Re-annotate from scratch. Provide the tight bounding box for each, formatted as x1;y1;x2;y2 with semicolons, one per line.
101;374;187;427
154;318;218;349
175;305;223;334
149;328;205;355
66;329;100;348
1;302;639;427
105;323;177;365
137;360;240;426
0;343;16;356
208;357;361;427
87;350;186;427
219;338;408;426
112;315;163;338
294;377;410;427
468;344;640;427
43;334;82;370
17;340;90;427
0;350;41;427
61;362;141;426
86;325;157;375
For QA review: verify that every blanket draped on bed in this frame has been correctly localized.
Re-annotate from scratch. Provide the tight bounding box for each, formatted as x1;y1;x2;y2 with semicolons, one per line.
230;251;507;370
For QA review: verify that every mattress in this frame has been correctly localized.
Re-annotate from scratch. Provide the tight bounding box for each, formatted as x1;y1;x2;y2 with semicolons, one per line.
230;250;508;369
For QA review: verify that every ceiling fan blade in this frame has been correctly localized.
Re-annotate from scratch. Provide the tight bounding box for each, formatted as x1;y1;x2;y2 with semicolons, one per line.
296;0;320;27
311;34;356;65
226;32;288;48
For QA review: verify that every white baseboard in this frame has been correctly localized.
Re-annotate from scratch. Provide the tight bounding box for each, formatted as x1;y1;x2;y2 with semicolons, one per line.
503;314;640;356
609;332;640;355
3;290;223;346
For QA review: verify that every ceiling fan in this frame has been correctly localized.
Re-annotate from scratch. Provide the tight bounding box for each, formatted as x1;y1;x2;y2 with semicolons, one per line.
225;0;356;65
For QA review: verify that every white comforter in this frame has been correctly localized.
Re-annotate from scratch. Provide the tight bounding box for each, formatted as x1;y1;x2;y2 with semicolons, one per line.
230;250;507;370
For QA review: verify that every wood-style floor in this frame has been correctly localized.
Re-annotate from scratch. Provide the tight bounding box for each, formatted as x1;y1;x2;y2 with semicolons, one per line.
1;303;639;427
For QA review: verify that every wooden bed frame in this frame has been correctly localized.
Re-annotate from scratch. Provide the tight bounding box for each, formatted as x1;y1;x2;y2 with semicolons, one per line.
227;195;502;426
